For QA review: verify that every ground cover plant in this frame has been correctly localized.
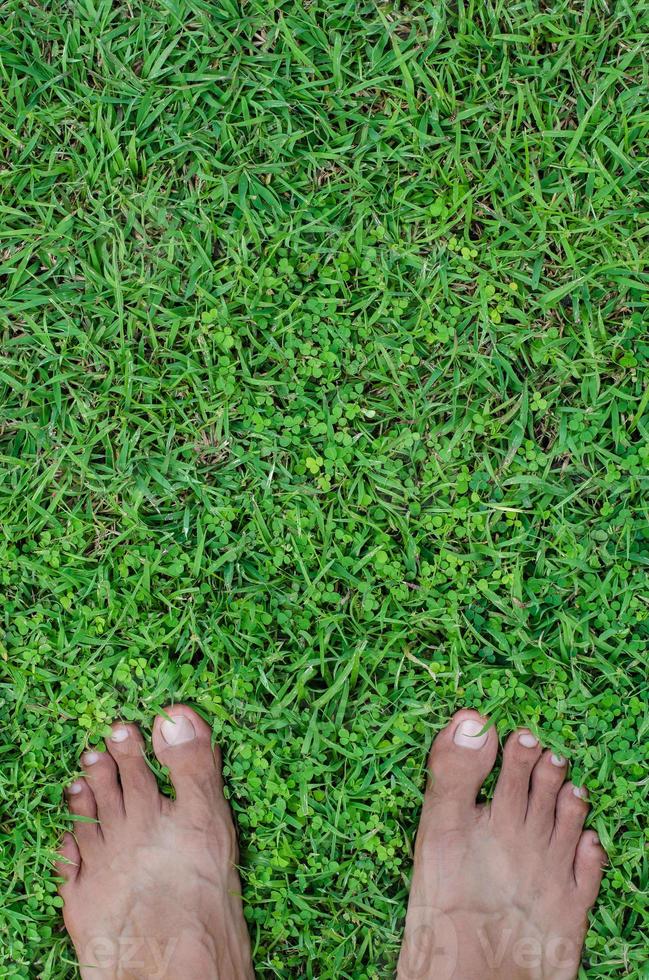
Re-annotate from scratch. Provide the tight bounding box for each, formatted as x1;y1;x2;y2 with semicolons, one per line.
1;0;648;975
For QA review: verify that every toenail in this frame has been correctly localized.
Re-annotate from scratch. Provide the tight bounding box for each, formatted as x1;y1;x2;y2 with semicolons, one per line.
110;727;129;742
551;753;566;766
453;718;489;749
67;781;84;795
573;785;588;799
518;732;539;748
160;714;196;746
82;751;101;765
590;832;599;845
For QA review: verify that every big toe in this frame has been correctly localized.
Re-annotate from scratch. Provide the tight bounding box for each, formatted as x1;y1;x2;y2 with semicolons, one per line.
425;709;498;817
152;704;224;808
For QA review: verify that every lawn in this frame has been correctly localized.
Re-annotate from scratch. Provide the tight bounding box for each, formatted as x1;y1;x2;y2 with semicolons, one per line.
1;0;648;976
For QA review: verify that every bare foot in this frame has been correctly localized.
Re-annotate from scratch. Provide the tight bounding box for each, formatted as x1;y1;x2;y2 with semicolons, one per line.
56;705;254;979
398;709;607;980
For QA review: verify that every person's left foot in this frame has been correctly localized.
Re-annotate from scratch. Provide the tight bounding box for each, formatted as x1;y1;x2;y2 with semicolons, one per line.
56;705;254;980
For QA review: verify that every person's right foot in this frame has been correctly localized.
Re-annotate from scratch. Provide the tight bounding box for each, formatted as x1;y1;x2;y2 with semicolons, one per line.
398;709;606;980
56;705;254;980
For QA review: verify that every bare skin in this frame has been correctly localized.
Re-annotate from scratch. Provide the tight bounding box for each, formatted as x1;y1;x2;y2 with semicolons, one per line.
56;705;254;980
398;710;607;980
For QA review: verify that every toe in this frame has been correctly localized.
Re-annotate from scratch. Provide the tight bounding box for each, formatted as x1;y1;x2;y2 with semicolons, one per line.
553;782;590;855
525;750;568;835
425;709;498;817
81;749;124;824
491;729;542;824
151;704;225;809
105;722;160;816
55;832;80;887
66;779;101;854
574;830;607;906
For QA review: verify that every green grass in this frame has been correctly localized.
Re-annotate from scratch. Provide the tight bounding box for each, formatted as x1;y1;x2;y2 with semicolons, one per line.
1;0;648;975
